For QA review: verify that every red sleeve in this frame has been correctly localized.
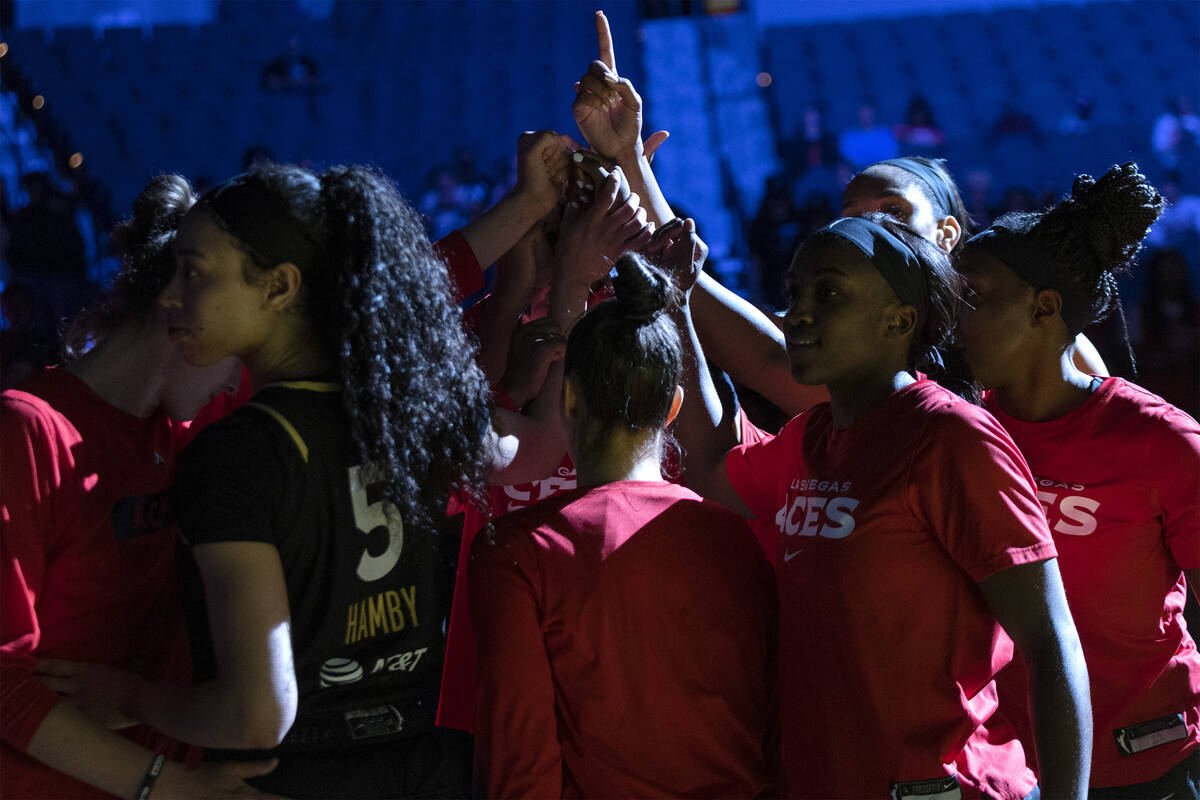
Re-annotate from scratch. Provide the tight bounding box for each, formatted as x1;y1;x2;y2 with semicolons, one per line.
725;417;792;522
434;230;485;305
1153;408;1200;570
0;394;76;751
469;523;563;799
909;407;1057;582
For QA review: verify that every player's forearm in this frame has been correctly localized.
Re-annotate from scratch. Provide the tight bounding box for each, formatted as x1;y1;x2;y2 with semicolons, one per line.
137;677;292;752
614;152;674;228
26;701;171;799
460;189;551;271
1026;626;1091;799
672;298;737;490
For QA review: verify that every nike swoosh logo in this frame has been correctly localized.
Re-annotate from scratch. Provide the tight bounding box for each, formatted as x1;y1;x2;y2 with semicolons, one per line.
783;550;801;562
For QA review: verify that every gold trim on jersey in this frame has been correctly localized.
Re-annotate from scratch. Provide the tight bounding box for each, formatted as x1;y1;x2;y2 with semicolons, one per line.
248;402;310;462
266;380;342;392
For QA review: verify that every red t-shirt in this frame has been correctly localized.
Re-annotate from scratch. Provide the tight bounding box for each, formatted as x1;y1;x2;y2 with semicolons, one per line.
987;378;1200;787
470;480;775;798
435;229;484;305
1;370;197;798
726;379;1054;799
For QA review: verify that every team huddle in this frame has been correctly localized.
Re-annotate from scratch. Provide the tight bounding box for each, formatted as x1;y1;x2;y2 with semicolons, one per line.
2;12;1198;800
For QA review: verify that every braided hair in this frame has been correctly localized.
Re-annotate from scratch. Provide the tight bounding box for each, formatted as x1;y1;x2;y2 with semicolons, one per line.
1022;162;1165;327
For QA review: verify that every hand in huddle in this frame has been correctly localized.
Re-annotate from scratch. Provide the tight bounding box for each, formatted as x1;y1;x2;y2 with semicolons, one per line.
642;217;708;296
514;130;578;216
499;318;566;410
555;167;654;292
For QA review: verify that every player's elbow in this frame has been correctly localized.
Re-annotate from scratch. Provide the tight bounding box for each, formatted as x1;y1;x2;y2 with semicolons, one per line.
232;695;297;750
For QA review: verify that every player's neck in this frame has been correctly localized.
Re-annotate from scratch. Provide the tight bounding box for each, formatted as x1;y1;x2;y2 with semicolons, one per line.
826;369;916;430
990;349;1094;422
572;430;664;488
65;323;171;418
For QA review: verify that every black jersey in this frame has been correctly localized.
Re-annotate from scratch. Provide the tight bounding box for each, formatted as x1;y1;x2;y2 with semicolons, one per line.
173;381;455;754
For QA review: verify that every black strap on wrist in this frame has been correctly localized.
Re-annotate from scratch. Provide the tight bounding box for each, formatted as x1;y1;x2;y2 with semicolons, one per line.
135;753;166;800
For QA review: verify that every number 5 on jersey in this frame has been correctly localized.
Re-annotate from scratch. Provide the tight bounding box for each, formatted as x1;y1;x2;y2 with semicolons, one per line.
349;464;404;582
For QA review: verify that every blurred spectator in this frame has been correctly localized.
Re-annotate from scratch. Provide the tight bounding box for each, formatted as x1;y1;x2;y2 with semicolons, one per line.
991;102;1041;143
1058;95;1096;136
748;175;802;309
1146;174;1200;254
420;165;475;241
453;147;491;216
998;185;1037;215
964;168;994;229
1138;248;1200;416
261;35;319;91
4;172;90;323
838;101;899;169
893;96;946;155
489;155;518;207
783;105;838;177
0;283;57;390
1151;95;1200;170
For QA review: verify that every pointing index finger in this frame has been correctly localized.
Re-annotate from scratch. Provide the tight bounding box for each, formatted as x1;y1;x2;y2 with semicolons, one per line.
596;10;617;74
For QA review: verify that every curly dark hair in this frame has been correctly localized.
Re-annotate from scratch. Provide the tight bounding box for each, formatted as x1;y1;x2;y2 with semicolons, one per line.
563;252;682;459
214;162;491;527
63;174;196;358
993;162;1166;330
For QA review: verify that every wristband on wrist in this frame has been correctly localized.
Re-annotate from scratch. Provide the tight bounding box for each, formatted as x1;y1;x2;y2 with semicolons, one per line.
135;753;166;800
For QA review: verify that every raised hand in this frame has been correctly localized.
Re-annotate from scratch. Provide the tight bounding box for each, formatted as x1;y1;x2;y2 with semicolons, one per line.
642;217;708;295
572;11;669;163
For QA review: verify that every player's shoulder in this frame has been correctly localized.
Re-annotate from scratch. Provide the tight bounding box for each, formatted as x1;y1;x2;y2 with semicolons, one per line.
1;388;75;439
1098;378;1199;437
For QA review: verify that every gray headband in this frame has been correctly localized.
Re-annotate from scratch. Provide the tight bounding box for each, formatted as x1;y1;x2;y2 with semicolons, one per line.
873;157;955;219
967;225;1094;335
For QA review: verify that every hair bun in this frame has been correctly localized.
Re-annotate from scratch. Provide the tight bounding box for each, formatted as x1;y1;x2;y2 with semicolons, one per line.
113;174;195;259
1059;162;1165;273
612;253;675;323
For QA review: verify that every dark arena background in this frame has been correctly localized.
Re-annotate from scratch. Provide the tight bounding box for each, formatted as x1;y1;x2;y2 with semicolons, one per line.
1;0;1197;406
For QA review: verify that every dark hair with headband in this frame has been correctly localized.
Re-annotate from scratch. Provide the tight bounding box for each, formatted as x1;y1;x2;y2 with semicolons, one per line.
813;213;963;376
65;174;197;359
564;252;682;461
197;163;491;526
865;157;975;253
966;162;1164;346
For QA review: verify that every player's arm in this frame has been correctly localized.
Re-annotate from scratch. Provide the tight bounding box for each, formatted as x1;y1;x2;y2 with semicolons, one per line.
458;131;574;271
572;13;824;417
979;559;1091;800
42;542;297;751
470;532;564;798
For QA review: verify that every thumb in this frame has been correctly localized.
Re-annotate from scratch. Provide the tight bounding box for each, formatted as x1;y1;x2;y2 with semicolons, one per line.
231;758;279;779
643;131;669;163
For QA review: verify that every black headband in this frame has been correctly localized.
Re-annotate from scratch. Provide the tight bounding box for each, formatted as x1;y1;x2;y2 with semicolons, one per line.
873;158;955;219
967;225;1094;335
823;216;930;322
199;173;322;271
